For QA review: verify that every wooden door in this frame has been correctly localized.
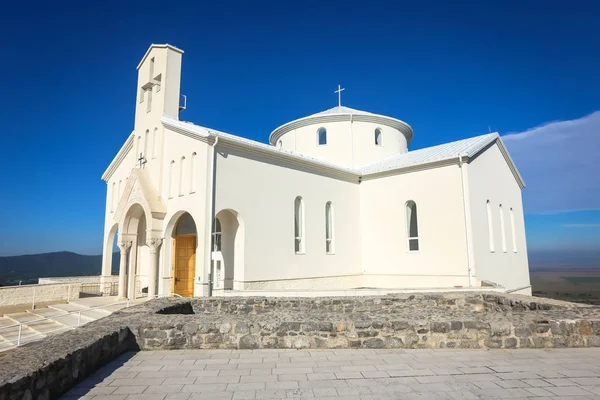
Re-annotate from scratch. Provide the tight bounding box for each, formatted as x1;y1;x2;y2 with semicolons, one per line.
174;235;196;297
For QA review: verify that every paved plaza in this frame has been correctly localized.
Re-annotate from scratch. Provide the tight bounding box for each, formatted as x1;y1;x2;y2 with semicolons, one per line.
63;348;600;399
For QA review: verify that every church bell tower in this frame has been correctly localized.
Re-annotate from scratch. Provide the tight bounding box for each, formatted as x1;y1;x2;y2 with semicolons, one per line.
134;44;184;130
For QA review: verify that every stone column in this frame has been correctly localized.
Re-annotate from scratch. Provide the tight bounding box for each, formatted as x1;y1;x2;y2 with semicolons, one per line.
117;240;132;299
146;238;163;298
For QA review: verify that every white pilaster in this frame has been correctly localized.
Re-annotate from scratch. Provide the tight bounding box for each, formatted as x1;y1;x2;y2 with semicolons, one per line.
117;241;132;299
146;238;163;298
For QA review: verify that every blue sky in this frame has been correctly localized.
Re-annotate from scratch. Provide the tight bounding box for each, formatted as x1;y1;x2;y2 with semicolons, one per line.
0;0;598;259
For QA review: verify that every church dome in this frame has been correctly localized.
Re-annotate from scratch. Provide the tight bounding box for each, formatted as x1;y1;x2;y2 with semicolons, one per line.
269;106;414;169
269;106;413;146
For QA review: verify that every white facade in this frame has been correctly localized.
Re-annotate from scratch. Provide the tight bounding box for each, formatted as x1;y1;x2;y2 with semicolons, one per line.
100;44;532;299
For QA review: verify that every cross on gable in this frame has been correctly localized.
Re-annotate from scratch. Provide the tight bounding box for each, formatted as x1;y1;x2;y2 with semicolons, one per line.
138;153;147;169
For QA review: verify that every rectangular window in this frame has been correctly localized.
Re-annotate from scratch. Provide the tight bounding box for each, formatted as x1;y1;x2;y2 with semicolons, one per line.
406;201;419;251
294;197;305;254
326;202;334;254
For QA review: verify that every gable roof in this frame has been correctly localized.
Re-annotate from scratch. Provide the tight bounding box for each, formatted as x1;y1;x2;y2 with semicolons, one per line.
102;119;524;189
161;118;361;181
359;133;525;188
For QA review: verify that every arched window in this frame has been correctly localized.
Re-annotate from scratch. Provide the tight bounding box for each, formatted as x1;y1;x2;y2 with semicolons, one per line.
152;127;158;159
486;200;495;252
111;182;116;213
294;196;305;254
277;140;282;149
179;156;186;196
317;127;327;145
406;201;419;251
168;160;175;198
144;129;149;157
374;128;382;146
499;204;507;253
325;202;334;254
190;152;197;193
212;218;222;252
117;180;122;202
510;207;517;253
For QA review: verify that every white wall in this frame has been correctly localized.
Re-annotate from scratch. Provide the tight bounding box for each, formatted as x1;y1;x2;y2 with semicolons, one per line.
278;121;408;169
214;146;363;290
159;127;210;295
467;143;531;293
360;164;471;289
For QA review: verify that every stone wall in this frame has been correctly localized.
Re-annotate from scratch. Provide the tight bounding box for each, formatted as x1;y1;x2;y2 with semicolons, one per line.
0;283;81;309
1;293;600;399
38;276;119;285
135;293;600;351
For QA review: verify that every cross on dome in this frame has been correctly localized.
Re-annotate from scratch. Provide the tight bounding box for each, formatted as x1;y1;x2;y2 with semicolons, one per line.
334;85;345;107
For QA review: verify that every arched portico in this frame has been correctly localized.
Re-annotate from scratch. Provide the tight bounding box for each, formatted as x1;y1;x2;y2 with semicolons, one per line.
213;209;244;291
118;202;163;299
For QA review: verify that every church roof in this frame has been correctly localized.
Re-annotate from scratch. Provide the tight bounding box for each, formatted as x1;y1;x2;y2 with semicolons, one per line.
305;106;376;118
359;132;525;188
269;106;414;146
360;133;499;174
104;117;522;189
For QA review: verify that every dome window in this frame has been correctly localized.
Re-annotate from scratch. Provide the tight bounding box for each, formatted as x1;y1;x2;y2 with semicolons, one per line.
317;127;327;145
374;128;382;146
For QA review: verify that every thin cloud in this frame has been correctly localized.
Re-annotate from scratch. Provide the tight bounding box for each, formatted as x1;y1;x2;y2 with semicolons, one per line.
503;111;600;214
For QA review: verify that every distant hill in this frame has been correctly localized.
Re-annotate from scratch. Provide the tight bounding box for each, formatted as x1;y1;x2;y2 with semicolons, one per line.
0;251;119;286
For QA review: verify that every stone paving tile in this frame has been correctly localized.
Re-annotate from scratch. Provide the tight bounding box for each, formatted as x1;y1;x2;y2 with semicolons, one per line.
62;348;600;399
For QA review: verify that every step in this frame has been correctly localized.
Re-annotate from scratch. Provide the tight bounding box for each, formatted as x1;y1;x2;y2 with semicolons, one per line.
100;303;128;313
69;296;121;308
48;303;87;313
25;320;68;336
28;308;69;318
76;309;111;321
51;313;90;327
0;317;16;328
0;325;39;343
5;312;45;324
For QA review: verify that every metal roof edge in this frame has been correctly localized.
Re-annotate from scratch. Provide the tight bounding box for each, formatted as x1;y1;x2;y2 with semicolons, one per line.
101;133;135;182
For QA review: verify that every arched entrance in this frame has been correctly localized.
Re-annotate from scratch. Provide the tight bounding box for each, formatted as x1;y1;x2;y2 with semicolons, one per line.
171;213;197;297
119;203;149;299
213;209;244;291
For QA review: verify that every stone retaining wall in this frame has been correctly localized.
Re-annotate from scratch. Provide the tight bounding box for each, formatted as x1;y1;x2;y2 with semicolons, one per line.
1;293;600;399
38;276;119;285
0;283;81;309
135;293;600;351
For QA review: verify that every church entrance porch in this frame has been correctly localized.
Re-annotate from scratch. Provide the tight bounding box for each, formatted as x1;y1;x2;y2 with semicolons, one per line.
171;213;197;297
118;203;163;300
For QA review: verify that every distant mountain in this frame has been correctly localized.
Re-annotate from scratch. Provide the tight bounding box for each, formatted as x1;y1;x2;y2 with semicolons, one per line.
0;251;119;286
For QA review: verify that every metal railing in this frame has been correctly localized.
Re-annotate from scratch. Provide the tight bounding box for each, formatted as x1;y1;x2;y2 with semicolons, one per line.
0;293;182;351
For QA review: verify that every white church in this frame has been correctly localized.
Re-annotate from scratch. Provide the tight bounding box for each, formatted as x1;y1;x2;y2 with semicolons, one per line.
101;44;532;299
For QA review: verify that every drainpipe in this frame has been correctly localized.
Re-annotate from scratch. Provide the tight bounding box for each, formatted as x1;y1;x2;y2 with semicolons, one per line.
206;135;219;297
350;114;355;167
459;154;474;287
